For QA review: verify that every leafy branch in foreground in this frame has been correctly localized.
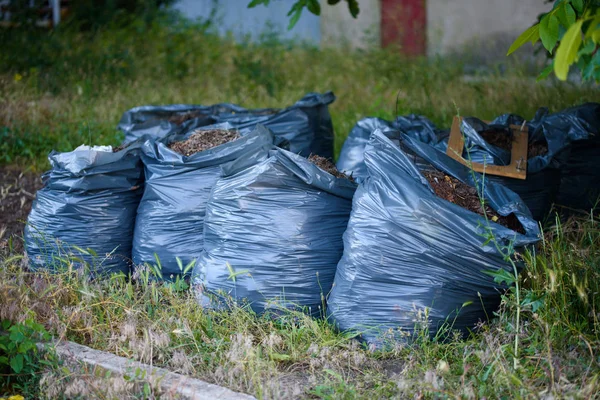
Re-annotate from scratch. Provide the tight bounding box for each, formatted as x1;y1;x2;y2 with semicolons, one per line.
247;0;359;29
508;0;600;82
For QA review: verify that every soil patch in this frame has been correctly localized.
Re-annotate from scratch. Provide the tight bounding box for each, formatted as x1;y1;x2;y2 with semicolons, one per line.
308;155;354;182
480;128;512;152
423;170;524;233
527;141;548;158
112;143;130;153
0;166;44;255
168;129;240;156
168;110;208;125
480;129;548;158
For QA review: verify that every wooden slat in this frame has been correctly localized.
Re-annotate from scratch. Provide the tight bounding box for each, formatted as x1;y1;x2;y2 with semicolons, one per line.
446;116;528;180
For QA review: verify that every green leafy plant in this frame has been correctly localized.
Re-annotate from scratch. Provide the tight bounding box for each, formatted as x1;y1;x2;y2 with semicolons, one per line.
508;0;600;82
0;318;51;393
142;254;195;292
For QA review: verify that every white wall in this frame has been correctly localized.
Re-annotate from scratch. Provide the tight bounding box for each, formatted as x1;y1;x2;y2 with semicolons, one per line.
427;0;549;56
174;0;549;59
320;0;380;49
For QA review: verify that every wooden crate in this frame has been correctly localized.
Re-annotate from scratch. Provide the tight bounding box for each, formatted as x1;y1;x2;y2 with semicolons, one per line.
446;116;528;180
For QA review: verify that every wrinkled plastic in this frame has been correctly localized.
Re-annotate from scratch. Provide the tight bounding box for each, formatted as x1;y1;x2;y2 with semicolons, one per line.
336;118;394;180
553;103;600;212
132;125;273;280
327;130;540;344
336;115;447;181
118;92;336;158
454;105;600;218
194;148;357;316
25;145;144;275
448;115;571;221
336;110;578;220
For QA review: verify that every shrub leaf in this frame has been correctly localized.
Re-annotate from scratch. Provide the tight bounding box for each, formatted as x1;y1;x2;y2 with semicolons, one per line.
507;24;540;55
540;14;560;52
554;20;584;80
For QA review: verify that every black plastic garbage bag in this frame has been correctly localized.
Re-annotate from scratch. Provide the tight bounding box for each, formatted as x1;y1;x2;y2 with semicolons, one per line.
327;130;540;344
394;114;446;144
132;125;273;280
336;115;447;181
552;103;600;213
336;111;574;220
454;104;600;218
194;148;357;316
25;145;144;276
446;115;571;221
118;92;336;158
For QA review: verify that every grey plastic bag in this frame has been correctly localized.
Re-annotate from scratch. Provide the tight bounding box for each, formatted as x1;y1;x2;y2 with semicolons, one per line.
327;130;540;344
452;104;600;218
445;115;570;221
25;145;144;276
118;92;336;158
132;125;273;281
336;115;447;181
336;117;395;181
194;148;357;316
337;112;569;221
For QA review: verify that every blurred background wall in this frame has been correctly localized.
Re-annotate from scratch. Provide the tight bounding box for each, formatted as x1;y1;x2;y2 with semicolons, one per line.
175;0;549;58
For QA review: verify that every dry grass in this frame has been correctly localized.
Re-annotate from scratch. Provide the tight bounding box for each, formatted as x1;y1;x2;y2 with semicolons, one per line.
1;214;600;398
1;17;600;399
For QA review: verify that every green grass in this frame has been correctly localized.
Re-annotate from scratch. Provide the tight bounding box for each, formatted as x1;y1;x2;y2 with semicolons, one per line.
1;17;598;169
1;215;599;398
1;16;600;399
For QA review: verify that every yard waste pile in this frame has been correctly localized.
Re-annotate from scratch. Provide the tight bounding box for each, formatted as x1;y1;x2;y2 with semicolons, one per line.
117;91;336;158
25;143;144;275
193;147;356;316
337;102;600;220
327;130;540;344
444;114;567;221
132;125;273;281
454;103;600;218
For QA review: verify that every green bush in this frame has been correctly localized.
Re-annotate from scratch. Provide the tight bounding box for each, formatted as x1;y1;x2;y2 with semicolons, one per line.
0;319;51;397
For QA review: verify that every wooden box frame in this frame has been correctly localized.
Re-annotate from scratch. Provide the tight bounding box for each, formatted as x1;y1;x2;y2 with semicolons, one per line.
446;116;528;180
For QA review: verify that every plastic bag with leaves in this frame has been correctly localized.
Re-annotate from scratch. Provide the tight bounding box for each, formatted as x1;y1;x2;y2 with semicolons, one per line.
327;130;540;344
25;144;144;276
118;92;336;158
194;148;356;316
132;125;273;281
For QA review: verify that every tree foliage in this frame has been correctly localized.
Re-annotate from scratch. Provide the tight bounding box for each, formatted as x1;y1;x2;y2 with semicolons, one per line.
509;0;599;82
248;0;359;29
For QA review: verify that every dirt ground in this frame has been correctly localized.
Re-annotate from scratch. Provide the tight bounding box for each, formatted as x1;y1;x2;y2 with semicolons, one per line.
480;128;548;158
0;166;43;255
423;170;524;233
308;155;354;182
169;129;240;156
